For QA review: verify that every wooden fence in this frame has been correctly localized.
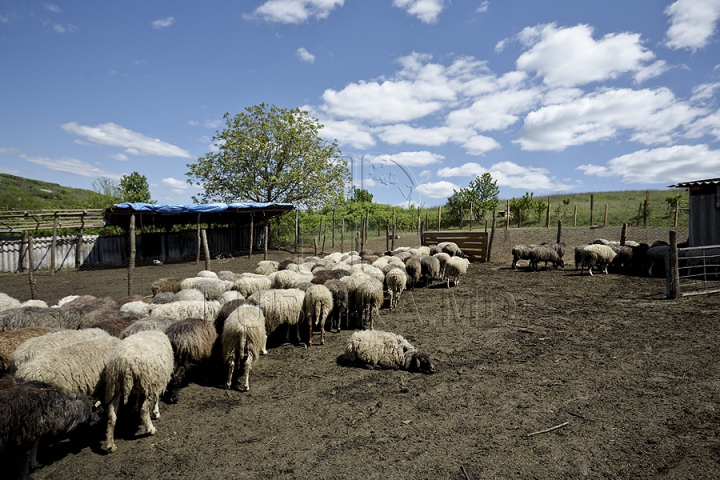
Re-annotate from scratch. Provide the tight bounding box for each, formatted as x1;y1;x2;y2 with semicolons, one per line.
421;231;488;263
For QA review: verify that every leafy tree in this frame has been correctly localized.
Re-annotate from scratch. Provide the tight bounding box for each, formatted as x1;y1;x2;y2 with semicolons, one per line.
186;103;350;208
446;173;500;225
534;197;547;221
509;192;537;226
351;187;373;204
664;193;683;215
87;177;123;208
120;171;153;203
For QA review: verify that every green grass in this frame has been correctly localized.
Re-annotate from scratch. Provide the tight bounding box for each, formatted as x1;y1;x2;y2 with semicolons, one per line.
0;173;94;211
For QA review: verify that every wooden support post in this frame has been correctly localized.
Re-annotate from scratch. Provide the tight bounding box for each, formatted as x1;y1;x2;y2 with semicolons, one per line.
386;220;390;252
573;205;578;227
604;204;609;226
417;206;421;236
314;238;318;256
674;198;680;228
27;236;37;300
667;230;679;299
331;208;336;248
505;200;510;230
355;232;360;253
392;207;396;236
264;224;268;260
469;203;473;231
487;217;496;262
364;210;369;242
360;218;365;253
276;216;281;250
318;217;323;245
196;213;201;264
201;229;211;271
620;223;628;246
392;222;396;251
128;214;136;296
557;219;562;244
643;191;649;227
75;217;84;270
294;208;299;254
636;202;642;227
545;197;550;228
248;213;254;259
322;232;326;255
425;213;429;233
437;206;441;232
589;194;594;226
19;230;28;273
51;213;58;275
419;220;424;241
340;217;345;253
461;205;464;231
485;219;488;233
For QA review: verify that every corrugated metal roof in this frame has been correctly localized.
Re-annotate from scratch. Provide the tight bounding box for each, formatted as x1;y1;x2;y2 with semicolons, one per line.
668;178;720;188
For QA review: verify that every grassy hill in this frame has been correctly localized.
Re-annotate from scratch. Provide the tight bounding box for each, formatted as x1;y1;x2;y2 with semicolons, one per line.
0;174;95;211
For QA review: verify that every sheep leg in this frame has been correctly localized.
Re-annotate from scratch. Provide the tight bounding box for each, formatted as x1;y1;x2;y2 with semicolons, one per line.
152;394;160;420
137;395;157;437
308;314;314;347
241;353;252;391
261;334;268;355
30;439;41;470
103;393;122;453
319;310;326;346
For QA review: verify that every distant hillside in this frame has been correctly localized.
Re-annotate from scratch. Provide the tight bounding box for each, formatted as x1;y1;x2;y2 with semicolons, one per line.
0;174;95;210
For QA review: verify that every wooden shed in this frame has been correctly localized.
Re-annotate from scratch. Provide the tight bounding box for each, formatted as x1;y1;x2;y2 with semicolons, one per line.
669;178;720;247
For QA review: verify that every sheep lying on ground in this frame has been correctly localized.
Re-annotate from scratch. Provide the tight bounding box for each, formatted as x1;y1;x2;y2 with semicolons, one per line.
578;244;617;276
385;268;407;310
163;318;217;403
15;334;120;398
247;289;306;345
444;256;470;287
0;374;103;479
303;285;333;346
9;328;111;374
222;305;266;391
0;327;59;373
528;245;565;271
103;330;174;453
343;330;435;373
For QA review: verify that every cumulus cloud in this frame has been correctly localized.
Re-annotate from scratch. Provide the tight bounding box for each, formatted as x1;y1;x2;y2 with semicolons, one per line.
577;144;720;184
365;151;444;167
162;177;188;190
152;17;175;29
393;0;447;24
20;154;121;179
516;87;705;151
61;122;193;158
414;180;460;198
477;1;489;13
244;0;344;24
516;23;658;87
437;161;572;191
296;47;315;63
665;0;720;51
110;153;129;161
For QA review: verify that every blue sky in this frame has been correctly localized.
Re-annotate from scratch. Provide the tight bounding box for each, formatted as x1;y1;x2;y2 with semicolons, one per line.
1;0;719;207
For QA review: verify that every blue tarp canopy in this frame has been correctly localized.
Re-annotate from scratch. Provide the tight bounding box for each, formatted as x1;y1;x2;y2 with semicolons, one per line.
103;202;294;229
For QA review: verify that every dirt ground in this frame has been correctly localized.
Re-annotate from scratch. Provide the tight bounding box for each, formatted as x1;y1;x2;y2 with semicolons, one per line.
1;228;719;479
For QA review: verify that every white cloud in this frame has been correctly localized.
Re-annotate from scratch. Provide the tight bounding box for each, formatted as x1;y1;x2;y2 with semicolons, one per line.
20;154;121;179
684;107;720;140
365;151;444;167
244;0;344;24
42;20;77;33
419;169;432;180
494;39;508;53
477;1;489;13
437;161;572;191
162;177;188;189
152;17;175;29
516;23;657;87
44;3;62;13
61;122;193;158
415;181;459;198
110;153;129;161
308;113;376;149
691;82;720;102
0;147;22;155
634;60;669;84
517;87;705;151
461;135;502;155
296;47;315;63
393;0;447;24
578;144;720;184
665;0;720;51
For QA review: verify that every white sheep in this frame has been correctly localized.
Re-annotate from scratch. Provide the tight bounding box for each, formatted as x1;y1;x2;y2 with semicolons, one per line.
0;327;59;372
255;260;279;276
344;330;435;373
443;256;470;287
222;305;267;391
120;300;152;317
303;285;333;346
180;277;234;301
247;288;306;345
15;334;120;398
119;317;175;339
9;328;110;373
385;268;407;310
355;277;384;330
0;293;21;313
148;300;221;322
219;291;245;305
174;288;206;302
196;270;218;278
234;273;272;298
432;252;451;277
578;244;617;276
103;330;174;453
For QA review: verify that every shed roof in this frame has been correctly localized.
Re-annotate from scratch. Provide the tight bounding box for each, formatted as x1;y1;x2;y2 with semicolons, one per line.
668;178;720;188
103;202;294;229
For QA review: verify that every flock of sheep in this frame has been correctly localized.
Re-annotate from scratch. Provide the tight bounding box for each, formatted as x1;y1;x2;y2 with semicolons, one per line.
0;242;467;479
511;238;676;277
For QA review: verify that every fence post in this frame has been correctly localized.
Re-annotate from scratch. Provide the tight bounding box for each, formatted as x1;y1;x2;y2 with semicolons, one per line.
365;210;369;243
27;236;37;300
487;217;496;262
392;222;396;251
667;230;679;299
573;205;577;227
75;214;85;270
248;213;254;259
620;223;628;246
469;203;473;231
437;206;441;232
19;230;28;273
505;199;510;230
545;197;550;228
461;205;464;231
674;198;680;227
264;224;268;260
51;213;58;275
294;208;299;254
604;204;609;226
360;218;365;253
202;229;211;271
314;238;318;256
557;219;562;244
636;203;642;226
589;194;594;226
196;213;202;264
340;218;345;253
128;214;136;296
417;206;421;236
331;208;336;249
317;217;323;245
643;191;650;227
355;232;360;252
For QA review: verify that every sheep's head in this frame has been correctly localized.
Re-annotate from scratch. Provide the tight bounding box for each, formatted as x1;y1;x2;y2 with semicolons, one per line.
408;352;435;374
557;259;565;269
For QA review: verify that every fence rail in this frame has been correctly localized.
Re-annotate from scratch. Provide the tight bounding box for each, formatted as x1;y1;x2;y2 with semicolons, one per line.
676;245;720;296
